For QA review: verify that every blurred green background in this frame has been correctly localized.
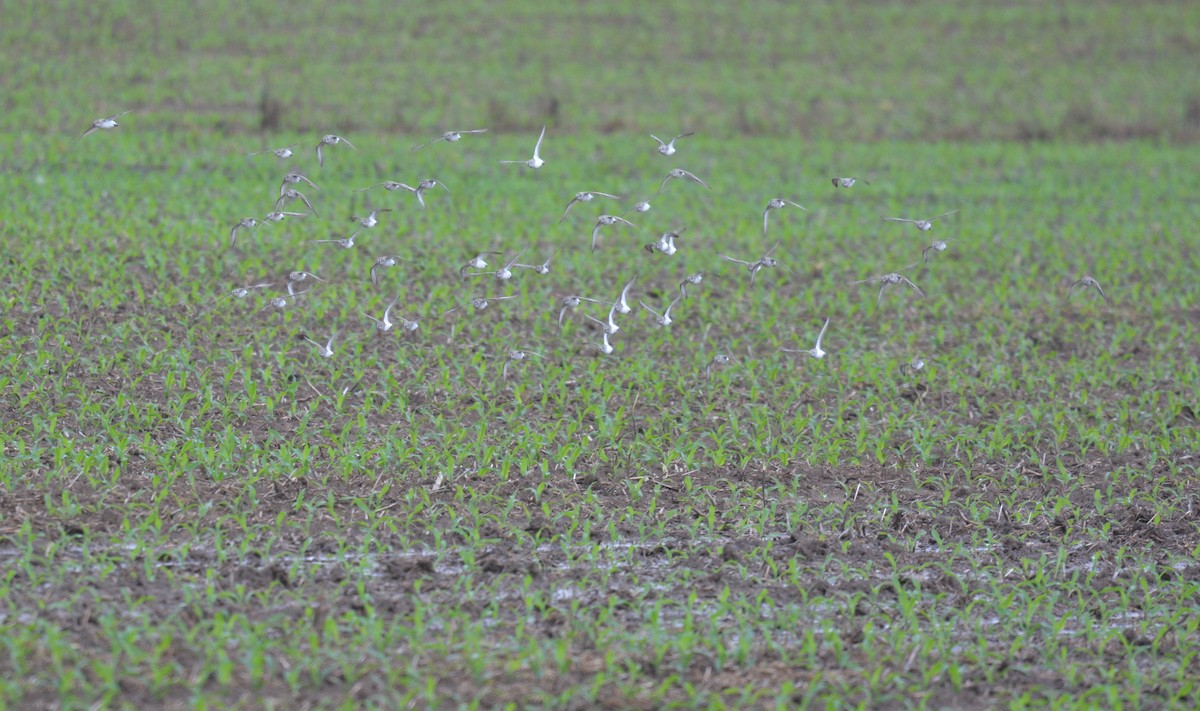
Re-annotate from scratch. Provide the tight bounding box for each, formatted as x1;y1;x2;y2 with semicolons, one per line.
5;0;1199;141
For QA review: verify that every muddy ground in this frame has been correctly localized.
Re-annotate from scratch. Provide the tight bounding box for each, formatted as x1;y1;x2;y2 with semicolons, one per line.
4;443;1199;709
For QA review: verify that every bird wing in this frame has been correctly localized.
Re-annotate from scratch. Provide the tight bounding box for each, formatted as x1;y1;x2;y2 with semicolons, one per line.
559;197;579;222
415;138;448;151
638;301;660;318
663;296;682;318
815;318;830;349
619;278;637;302
532;125;546;159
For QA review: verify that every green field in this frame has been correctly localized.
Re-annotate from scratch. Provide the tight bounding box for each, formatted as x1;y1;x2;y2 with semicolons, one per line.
3;1;1200;709
4;0;1200;141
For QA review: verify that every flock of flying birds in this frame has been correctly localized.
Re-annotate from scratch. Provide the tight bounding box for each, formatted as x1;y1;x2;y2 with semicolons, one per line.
82;110;1116;381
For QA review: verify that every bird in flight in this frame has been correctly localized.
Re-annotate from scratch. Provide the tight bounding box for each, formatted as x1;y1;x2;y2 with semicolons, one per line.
280;173;319;195
704;353;738;380
1068;276;1112;306
467;251;524;281
249;143;299;160
639;294;683;327
831;177;869;188
514;250;558;275
658;168;710;194
275;188;318;216
500;125;546;169
218;283;272;301
899;356;926;376
407;179;449;210
79;110;132;140
851;266;926;305
651;132;694;156
397;307;460;334
560;191;622;223
613;277;637;315
922;239;953;263
258;292;304;315
645;229;682;256
370;255;403;286
316;134;356;166
261;211;308;226
502;350;544;379
883;211;958;232
591;331;615;356
364;295;401;332
286;271;324;296
591;215;637;252
412;129;488;151
313;234;358;249
356;180;442;209
356;181;411;193
677;271;723;299
763;198;807;236
350;208;391;231
228;218;261;247
584;300;623;336
781;318;831;359
304;332;337;358
720;243;789;285
623;196;655;217
470;294;519;311
458;251;503;278
558;294;604;326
